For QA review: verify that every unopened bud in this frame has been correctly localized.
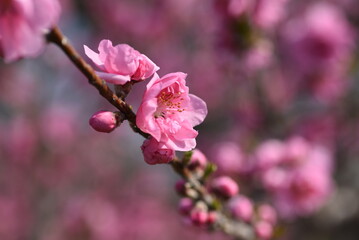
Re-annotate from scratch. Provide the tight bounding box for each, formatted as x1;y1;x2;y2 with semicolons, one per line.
228;195;253;222
207;211;218;224
210;176;239;198
190;208;208;226
258;204;277;225
175;180;187;195
188;149;208;169
255;221;273;239
141;137;175;165
178;198;194;215
89;110;119;133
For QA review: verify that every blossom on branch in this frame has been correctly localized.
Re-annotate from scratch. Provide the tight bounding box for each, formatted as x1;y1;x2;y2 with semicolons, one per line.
141;137;175;165
84;40;159;85
0;0;60;62
137;72;207;151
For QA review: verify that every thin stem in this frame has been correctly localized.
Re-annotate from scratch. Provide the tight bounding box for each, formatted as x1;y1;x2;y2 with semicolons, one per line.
46;26;149;139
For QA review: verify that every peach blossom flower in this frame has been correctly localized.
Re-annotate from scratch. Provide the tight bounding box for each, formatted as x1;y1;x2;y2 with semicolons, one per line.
84;40;159;85
137;72;207;151
0;0;60;62
141;137;175;165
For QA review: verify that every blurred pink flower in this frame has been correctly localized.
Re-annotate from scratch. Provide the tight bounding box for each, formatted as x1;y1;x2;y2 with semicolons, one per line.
254;220;273;239
254;137;334;218
0;0;60;62
84;40;159;85
257;204;277;225
141;137;175;165
228;195;253;222
210;176;239;198
212;141;250;175
282;3;353;73
137;72;207;151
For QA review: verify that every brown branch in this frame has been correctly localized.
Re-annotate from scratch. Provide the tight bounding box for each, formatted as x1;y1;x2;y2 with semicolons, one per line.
46;27;149;139
170;159;255;240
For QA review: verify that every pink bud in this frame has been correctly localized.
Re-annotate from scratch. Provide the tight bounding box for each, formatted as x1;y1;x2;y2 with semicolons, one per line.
190;209;208;226
228;195;253;222
141;137;175;165
89;111;118;133
258;204;277;225
178;198;194;215
207;211;218;224
189;149;208;169
210;176;239;198
175;180;186;195
255;221;273;239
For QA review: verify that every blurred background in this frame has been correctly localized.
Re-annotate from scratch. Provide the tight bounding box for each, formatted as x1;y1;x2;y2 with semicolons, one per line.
0;0;359;239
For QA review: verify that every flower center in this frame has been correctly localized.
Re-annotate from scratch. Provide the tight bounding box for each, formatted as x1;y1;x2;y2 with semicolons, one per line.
154;88;185;118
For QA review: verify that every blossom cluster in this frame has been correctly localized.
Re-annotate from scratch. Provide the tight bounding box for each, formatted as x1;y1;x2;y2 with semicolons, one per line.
85;40;208;164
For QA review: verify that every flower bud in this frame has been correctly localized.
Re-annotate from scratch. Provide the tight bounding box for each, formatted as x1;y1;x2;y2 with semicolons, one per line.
255;221;273;239
178;198;194;215
207;211;218;224
190;209;208;226
175;180;187;195
188;149;207;169
89;111;118;133
228;195;253;222
141;137;175;165
258;204;277;225
210;176;239;198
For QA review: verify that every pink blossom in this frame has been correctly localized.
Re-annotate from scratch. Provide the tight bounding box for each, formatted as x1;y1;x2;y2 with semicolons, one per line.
141;137;175;165
84;40;159;85
89;111;118;133
228;195;253;222
0;0;61;62
210;176;239;198
136;72;207;151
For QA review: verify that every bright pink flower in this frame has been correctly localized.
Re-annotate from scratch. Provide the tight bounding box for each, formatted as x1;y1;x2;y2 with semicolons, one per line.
89;111;118;133
0;0;61;62
210;176;239;198
228;195;253;222
137;72;207;151
141;137;175;165
84;40;159;85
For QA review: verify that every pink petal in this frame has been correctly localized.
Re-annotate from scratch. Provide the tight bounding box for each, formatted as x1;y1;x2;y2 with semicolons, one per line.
96;71;131;85
84;45;104;68
184;94;208;126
